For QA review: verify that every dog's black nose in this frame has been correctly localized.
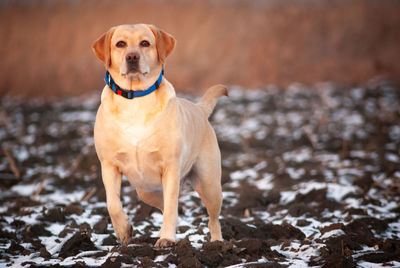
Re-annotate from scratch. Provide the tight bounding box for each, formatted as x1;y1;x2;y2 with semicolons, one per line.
126;53;140;63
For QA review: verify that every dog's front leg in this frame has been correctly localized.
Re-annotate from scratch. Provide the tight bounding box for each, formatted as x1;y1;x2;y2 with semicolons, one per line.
101;162;132;245
155;166;179;248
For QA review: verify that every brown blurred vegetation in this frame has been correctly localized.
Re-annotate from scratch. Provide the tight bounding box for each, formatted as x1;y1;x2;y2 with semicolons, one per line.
0;0;399;98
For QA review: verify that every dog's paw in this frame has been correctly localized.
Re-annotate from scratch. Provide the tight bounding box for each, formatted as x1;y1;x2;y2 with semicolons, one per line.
209;220;223;242
155;238;175;248
117;224;133;246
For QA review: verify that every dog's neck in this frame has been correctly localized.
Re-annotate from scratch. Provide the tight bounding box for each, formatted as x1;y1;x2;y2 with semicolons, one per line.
107;65;163;93
101;70;176;123
105;69;164;99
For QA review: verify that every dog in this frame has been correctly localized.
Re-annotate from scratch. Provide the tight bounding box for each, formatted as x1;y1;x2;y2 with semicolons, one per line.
92;24;227;248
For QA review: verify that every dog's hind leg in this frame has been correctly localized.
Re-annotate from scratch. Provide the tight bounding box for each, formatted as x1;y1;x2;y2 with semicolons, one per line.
193;129;223;241
136;189;164;212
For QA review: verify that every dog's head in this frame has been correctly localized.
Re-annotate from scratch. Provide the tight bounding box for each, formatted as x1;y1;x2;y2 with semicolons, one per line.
92;24;175;86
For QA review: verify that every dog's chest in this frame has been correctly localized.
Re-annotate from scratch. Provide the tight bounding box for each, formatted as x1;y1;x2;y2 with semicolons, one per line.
112;121;164;190
115;148;162;191
95;93;178;191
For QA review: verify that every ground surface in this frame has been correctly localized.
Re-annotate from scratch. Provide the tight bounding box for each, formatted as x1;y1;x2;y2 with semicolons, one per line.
0;79;399;267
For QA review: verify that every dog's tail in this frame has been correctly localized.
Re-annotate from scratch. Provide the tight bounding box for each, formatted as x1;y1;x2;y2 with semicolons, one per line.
197;84;228;118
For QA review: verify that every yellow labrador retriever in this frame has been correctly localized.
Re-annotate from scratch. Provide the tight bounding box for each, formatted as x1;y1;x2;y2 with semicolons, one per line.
92;24;227;248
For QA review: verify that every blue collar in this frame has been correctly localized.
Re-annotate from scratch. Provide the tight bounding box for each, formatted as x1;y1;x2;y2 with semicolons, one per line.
105;69;164;99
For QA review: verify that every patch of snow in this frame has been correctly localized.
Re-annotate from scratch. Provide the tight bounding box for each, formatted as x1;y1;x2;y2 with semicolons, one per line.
350;87;365;101
271;241;322;267
327;183;358;202
254;161;268;171
46;223;65;236
11;183;38;196
155;254;169;262
319;229;345;239
280;191;297;205
386;153;399;163
286;167;305;180
253;173;274;190
358;260;400;268
230;169;258;181
60;111;95;122
38;189;85;204
389;125;400;141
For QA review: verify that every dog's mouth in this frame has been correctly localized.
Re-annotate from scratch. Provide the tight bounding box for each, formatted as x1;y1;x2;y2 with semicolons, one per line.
121;70;149;79
126;65;140;74
120;64;148;78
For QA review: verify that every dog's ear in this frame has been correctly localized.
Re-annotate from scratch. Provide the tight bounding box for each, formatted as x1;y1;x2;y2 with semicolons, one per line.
149;25;176;64
92;27;116;67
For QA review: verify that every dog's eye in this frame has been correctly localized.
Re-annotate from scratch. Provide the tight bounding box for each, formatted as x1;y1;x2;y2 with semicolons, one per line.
116;41;126;48
140;40;150;47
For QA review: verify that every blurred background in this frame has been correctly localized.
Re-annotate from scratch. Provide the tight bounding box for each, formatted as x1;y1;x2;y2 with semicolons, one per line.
1;2;400;266
0;0;399;98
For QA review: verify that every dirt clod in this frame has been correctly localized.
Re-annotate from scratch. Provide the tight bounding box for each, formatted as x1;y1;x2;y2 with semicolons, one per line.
93;217;108;234
59;232;97;259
